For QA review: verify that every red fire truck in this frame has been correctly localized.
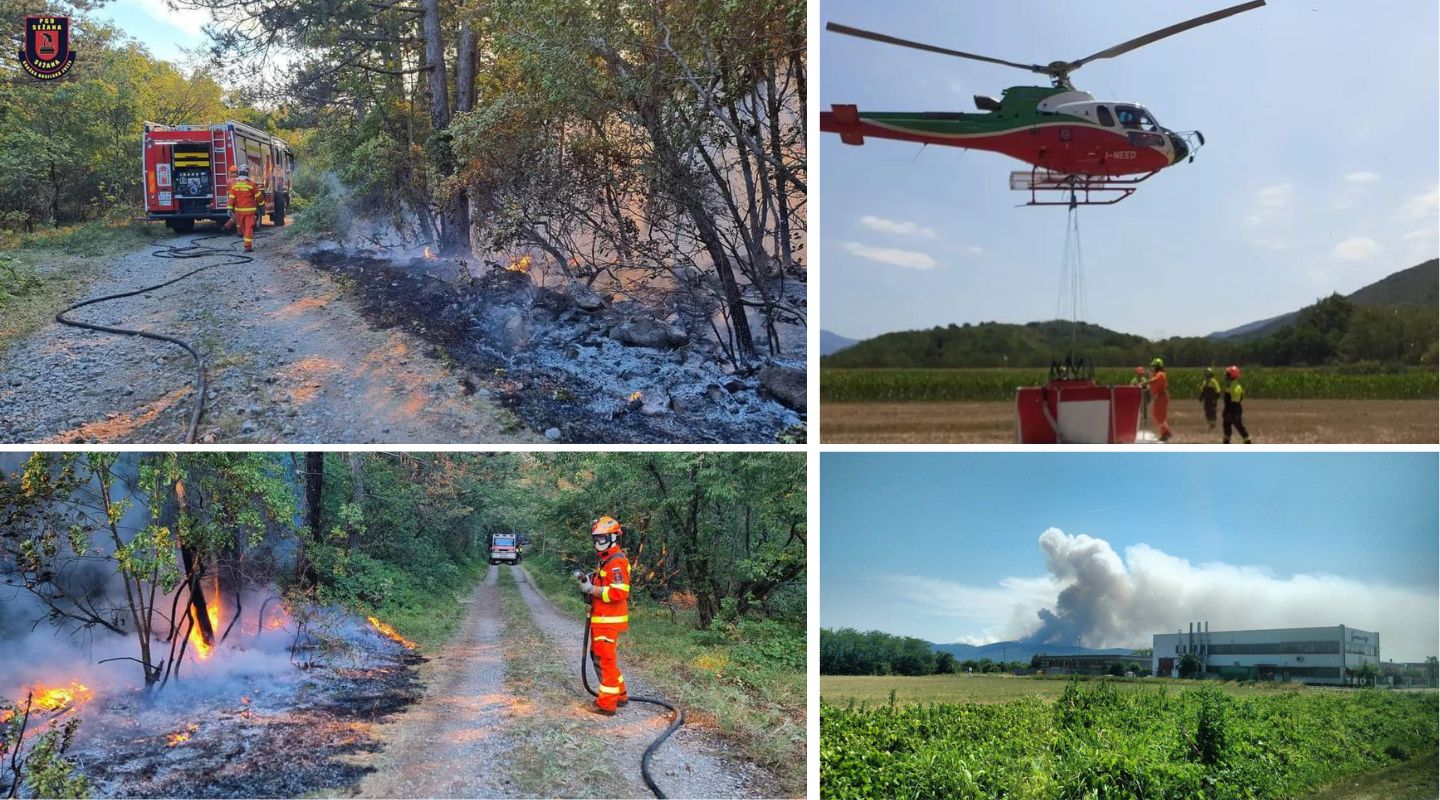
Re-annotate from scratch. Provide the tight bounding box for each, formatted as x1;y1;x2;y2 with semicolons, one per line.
142;120;295;233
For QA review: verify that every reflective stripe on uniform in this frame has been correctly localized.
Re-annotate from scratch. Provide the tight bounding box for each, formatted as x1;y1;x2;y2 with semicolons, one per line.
598;684;623;694
601;586;610;603
609;583;630;592
233;207;258;212
593;635;615;643
591;615;628;624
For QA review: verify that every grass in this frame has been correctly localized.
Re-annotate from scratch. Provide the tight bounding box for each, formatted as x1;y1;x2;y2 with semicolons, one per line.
367;557;489;650
1304;749;1438;800
822;672;1319;707
0;218;172;347
822;366;1439;403
496;565;630;799
821;681;1439;799
524;552;806;797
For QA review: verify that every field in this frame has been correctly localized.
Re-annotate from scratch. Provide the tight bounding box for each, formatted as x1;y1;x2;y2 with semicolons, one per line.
821;399;1439;443
821;673;1317;706
821;367;1439;403
821;679;1439;799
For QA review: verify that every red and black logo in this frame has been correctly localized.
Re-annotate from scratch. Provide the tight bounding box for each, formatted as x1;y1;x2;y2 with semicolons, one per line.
19;16;76;80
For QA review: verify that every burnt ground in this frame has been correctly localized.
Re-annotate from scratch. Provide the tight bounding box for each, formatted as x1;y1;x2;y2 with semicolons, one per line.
73;633;425;798
304;249;805;444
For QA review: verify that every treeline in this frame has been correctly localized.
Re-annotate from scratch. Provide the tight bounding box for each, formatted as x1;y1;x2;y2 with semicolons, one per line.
819;628;1026;676
824;292;1438;370
0;1;280;230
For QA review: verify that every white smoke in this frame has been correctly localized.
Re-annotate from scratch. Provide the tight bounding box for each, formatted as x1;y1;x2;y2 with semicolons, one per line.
884;527;1439;661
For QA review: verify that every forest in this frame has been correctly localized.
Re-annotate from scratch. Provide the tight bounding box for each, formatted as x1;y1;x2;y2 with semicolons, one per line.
0;451;805;797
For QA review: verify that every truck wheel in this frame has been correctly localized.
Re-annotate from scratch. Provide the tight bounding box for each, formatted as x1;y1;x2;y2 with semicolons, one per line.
272;195;286;227
166;219;194;234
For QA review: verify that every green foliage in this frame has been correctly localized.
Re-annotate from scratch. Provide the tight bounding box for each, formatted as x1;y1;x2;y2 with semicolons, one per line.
822;366;1439;403
0;700;89;799
820;683;1439;799
821;628;947;676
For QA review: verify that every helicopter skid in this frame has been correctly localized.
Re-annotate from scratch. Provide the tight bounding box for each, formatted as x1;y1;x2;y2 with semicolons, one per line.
1011;168;1158;206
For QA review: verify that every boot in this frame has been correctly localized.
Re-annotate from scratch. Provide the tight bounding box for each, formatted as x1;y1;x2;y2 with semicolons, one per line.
587;704;615;717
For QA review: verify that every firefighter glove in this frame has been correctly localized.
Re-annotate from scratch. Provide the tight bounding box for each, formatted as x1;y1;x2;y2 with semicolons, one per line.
578;576;596;596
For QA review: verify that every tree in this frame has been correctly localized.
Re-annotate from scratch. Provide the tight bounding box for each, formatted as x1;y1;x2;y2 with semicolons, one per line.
1108;662;1126;677
1178;653;1203;679
935;652;957;675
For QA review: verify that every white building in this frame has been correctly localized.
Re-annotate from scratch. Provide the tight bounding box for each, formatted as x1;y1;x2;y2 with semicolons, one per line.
1151;623;1380;685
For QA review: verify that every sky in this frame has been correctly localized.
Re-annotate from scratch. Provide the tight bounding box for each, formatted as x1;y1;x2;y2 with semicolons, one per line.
819;0;1440;341
821;452;1440;662
91;0;213;63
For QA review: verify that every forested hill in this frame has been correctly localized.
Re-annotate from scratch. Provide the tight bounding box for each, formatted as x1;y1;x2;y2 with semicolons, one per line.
825;285;1438;369
1208;259;1438;340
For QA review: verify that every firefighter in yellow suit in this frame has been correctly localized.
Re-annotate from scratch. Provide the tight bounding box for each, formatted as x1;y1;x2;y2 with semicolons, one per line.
579;516;630;715
227;164;266;252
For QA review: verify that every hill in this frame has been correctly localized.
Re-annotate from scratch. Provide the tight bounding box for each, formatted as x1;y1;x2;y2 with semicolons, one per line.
821;330;858;356
1208;259;1438;340
932;640;1138;664
822;319;1148;369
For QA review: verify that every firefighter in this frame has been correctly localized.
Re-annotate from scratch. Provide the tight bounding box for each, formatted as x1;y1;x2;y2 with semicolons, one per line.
1222;365;1252;444
1131;365;1151;426
1141;357;1171;441
226;164;266;252
578;516;630;715
1199;367;1221;431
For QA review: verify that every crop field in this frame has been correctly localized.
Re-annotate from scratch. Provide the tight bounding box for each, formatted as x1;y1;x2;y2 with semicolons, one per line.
821;367;1439;404
821;673;1315;706
821;398;1439;444
821;680;1439;799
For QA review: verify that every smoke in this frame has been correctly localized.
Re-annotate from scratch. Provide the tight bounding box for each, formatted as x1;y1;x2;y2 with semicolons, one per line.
1019;528;1438;661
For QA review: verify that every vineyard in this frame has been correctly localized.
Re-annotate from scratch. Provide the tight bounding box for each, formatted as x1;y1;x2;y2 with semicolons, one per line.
821;681;1438;799
821;367;1440;404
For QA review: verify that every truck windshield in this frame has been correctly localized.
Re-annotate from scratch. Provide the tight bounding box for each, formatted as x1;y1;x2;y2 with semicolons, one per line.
493;536;515;547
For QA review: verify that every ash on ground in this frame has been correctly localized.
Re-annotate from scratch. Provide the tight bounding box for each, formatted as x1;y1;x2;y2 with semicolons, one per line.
66;633;423;798
303;246;806;444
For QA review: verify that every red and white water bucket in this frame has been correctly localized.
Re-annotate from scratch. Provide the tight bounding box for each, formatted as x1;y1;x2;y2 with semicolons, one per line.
1015;380;1143;444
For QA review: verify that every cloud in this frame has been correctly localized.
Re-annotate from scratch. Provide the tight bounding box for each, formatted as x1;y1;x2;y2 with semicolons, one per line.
1402;185;1440;220
966;246;985;255
1343;171;1380;184
133;0;212;37
871;528;1438;660
1243;184;1297;250
1333;236;1380;260
1255;183;1294;208
840;241;938;270
859;215;936;239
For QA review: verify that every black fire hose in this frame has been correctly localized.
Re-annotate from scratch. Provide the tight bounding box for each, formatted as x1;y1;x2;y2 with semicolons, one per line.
580;616;685;799
54;230;259;443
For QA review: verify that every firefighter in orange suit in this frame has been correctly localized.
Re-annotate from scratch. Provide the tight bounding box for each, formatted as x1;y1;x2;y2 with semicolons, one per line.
579;516;630;715
227;164;266;252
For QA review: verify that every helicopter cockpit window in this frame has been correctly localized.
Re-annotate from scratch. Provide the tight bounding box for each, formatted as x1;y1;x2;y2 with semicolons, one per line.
1115;105;1159;132
1095;105;1115;127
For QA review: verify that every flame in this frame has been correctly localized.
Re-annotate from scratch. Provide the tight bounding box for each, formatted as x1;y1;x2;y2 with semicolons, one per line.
367;616;417;649
167;723;199;746
186;575;222;661
262;603;293;632
0;710;12;724
504;255;532;273
20;681;92;715
423;246;437;261
629;391;643;403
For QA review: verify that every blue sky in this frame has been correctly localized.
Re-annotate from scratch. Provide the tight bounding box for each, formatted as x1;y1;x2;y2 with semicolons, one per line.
821;452;1440;661
90;0;212;63
820;1;1440;340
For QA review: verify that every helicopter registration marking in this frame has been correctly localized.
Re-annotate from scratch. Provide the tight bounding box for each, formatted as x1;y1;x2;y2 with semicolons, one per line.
1109;151;1138;159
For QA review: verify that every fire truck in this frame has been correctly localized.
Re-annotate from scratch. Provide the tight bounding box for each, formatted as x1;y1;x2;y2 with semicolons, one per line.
489;533;521;566
142;120;295;233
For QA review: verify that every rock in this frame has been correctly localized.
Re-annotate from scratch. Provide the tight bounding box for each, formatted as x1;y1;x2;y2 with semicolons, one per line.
544;427;562;440
240;419;258;434
759;365;806;412
722;378;747;393
567;282;606;312
640;393;671;416
608;317;688;349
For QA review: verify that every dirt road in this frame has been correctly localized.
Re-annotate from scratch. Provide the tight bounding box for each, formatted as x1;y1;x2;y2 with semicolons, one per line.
350;565;783;799
0;225;538;444
822;399;1439;444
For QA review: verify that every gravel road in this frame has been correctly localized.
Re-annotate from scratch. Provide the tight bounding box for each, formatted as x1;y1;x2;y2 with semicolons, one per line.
0;225;539;444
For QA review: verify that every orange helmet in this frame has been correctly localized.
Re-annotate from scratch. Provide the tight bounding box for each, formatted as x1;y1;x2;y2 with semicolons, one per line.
228;164;238;175
591;516;622;552
1225;365;1241;380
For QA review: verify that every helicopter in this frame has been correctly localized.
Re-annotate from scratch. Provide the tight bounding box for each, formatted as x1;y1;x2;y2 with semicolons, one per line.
821;1;1265;205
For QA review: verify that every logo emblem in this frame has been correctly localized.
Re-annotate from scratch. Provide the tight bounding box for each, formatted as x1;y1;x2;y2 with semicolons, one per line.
19;16;76;80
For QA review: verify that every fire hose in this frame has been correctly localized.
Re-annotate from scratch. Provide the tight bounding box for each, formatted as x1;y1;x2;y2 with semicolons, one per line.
53;230;262;443
579;615;685;799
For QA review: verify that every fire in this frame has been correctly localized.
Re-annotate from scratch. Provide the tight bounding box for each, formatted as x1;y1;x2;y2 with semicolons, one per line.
187;575;222;661
629;391;644;402
422;246;437;261
366;616;417;649
31;681;92;714
504;255;532;273
167;723;198;747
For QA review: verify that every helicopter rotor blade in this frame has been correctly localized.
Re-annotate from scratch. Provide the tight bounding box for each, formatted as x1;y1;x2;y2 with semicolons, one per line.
1063;1;1265;73
825;22;1048;76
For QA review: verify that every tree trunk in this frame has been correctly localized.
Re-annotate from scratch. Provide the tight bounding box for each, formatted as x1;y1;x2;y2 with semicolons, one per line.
419;0;471;255
456;16;477;114
305;452;324;538
346;453;365;553
175;480;216;650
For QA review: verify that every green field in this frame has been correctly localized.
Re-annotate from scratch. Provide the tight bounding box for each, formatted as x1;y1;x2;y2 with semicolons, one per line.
821;367;1439;403
822;673;1315;706
821;679;1439;799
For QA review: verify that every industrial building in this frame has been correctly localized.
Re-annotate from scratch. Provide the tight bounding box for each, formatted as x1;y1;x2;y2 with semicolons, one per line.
1033;653;1151;676
1152;622;1380;685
